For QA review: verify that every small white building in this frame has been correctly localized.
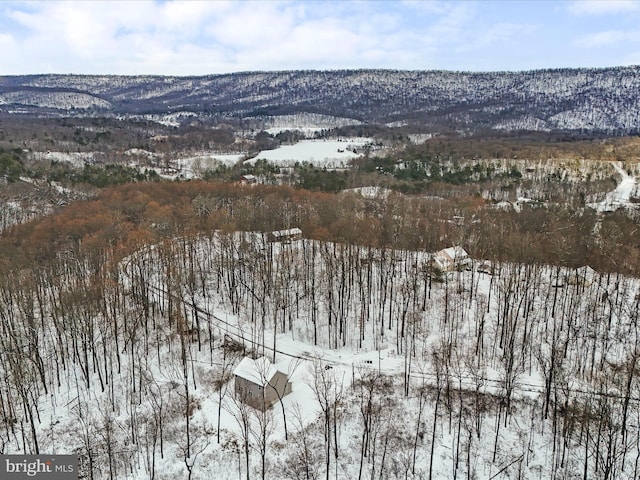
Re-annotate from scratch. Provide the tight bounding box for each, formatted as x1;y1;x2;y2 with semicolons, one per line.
433;246;470;272
238;174;258;185
267;227;302;243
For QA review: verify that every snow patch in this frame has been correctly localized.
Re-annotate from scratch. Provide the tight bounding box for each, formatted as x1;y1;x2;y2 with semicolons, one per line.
246;139;370;168
588;161;638;212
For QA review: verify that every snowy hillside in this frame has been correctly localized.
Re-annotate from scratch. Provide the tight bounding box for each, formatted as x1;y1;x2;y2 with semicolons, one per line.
0;90;111;110
1;230;639;480
2;67;640;134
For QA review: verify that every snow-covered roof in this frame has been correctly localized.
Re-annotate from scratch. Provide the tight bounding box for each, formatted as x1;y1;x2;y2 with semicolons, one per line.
233;356;280;385
270;228;302;238
439;246;468;260
576;265;594;272
575;265;596;277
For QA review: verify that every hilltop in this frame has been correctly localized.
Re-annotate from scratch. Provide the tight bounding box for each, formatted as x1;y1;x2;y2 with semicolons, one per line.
1;67;640;135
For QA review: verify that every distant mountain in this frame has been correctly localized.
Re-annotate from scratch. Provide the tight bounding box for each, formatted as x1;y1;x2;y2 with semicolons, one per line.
1;67;639;135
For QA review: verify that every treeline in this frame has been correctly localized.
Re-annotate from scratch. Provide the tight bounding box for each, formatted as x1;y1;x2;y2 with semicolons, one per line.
48;163;162;187
0;148;25;182
0;115;244;155
362;155;524;184
338;138;630;198
2;182;639;276
357;134;640;176
397;134;640;163
0;116;160;153
0;147;162;188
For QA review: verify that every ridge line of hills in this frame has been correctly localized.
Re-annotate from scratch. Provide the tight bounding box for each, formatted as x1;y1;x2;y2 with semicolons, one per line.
1;66;639;135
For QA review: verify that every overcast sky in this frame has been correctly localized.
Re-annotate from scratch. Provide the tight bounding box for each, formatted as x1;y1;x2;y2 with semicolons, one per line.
1;0;639;76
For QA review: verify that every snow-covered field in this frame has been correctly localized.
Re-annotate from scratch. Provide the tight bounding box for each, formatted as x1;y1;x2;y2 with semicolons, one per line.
246;138;371;168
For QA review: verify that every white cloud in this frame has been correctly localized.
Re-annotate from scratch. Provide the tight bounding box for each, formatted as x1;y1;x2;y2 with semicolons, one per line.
576;30;629;47
1;1;239;74
400;0;452;15
0;0;638;75
567;0;640;15
456;22;538;53
0;32;19;69
0;32;15;47
207;3;294;48
430;2;476;40
157;0;233;32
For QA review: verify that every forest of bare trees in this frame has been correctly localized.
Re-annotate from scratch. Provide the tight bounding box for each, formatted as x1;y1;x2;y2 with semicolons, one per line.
0;179;638;478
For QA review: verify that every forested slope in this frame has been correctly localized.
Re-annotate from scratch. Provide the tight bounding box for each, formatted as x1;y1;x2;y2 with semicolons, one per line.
0;182;639;479
3;67;640;135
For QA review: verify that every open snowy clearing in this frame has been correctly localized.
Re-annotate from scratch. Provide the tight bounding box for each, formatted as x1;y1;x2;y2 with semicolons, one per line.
245;138;371;168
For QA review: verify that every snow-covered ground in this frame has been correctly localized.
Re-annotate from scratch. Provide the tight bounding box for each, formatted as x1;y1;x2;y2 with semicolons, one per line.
173;153;246;178
254;112;363;135
344;185;394;199
3;231;638;480
588;161;638;212
245;138;370;168
30;150;100;167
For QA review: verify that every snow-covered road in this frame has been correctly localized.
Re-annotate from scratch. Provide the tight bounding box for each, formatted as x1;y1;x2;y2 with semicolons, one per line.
589;161;637;212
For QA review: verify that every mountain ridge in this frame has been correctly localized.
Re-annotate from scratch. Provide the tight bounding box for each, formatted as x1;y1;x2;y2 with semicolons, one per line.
1;66;639;135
